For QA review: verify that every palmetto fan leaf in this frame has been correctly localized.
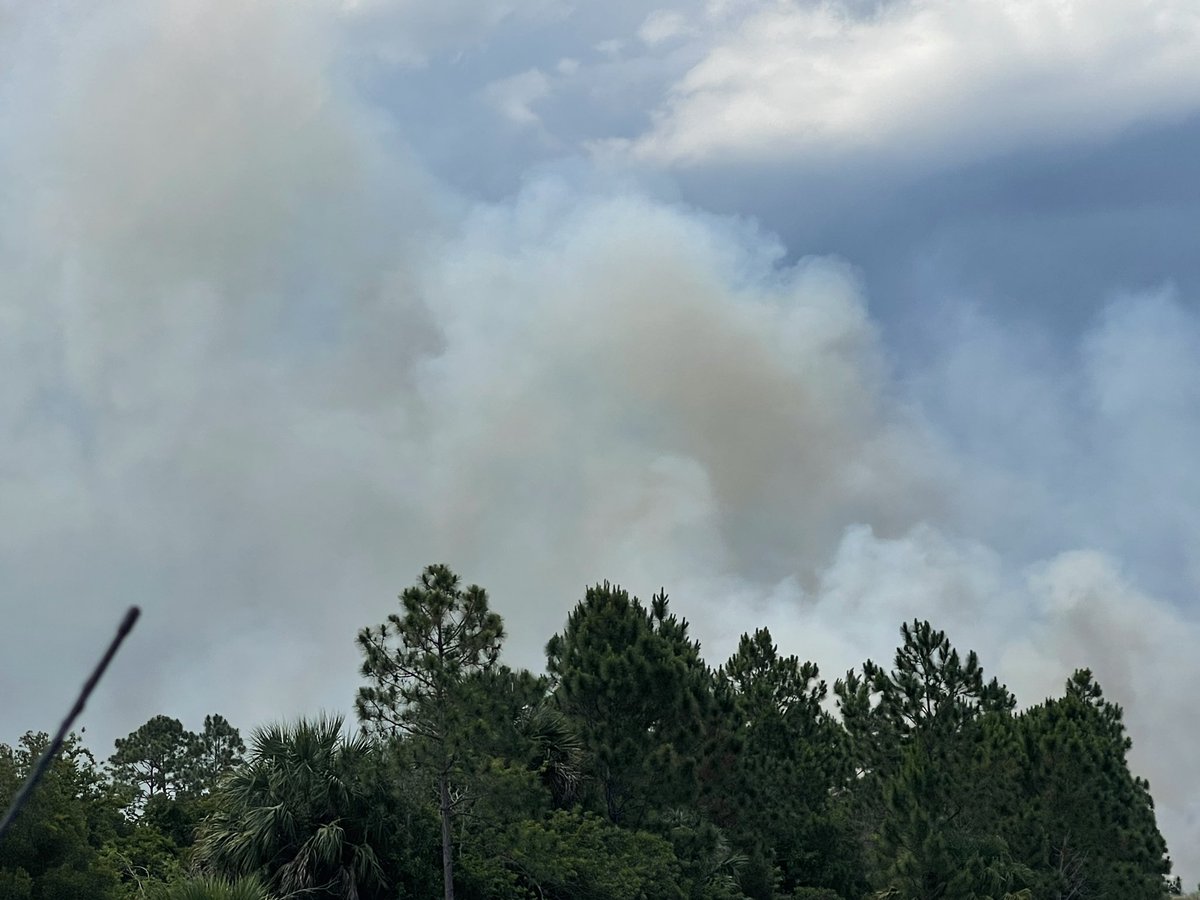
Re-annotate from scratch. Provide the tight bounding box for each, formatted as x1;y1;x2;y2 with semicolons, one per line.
195;715;388;900
149;875;272;900
520;703;585;807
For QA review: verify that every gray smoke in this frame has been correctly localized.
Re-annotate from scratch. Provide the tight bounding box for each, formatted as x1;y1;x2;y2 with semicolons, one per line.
1;0;1198;882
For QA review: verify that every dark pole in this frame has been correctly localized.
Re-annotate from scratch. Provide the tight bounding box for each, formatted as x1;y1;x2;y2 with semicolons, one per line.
0;606;140;841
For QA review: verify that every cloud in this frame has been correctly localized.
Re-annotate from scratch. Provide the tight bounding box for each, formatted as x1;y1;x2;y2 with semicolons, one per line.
484;68;553;126
637;9;695;46
901;287;1200;601
336;0;568;67
625;0;1200;166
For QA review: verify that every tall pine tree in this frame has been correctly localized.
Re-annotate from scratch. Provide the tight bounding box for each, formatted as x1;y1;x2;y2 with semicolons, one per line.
356;564;505;900
546;584;710;826
715;628;862;899
836;620;1020;899
1007;669;1171;899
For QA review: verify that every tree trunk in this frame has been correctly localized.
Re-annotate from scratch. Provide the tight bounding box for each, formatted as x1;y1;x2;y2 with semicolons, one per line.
439;770;455;900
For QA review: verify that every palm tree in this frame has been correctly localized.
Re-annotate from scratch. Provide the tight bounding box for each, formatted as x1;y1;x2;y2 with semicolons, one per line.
519;703;584;808
195;715;388;900
150;875;272;900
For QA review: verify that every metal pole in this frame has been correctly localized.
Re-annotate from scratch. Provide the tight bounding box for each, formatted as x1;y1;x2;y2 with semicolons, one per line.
0;606;140;841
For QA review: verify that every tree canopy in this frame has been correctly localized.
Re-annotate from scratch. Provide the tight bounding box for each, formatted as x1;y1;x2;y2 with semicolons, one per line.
1;572;1176;900
356;563;505;900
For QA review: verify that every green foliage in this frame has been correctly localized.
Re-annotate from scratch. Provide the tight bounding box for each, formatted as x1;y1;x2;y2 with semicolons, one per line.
518;702;584;809
0;733;122;900
0;868;34;900
1;571;1179;900
658;809;748;900
355;563;505;746
146;875;271;900
835;623;1173;900
109;714;244;815
546;584;710;825
355;563;506;900
1004;669;1170;900
189;716;246;795
713;628;861;900
195;715;420;900
460;809;687;900
836;620;1021;899
101;712;245;895
109;717;194;808
99;818;187;896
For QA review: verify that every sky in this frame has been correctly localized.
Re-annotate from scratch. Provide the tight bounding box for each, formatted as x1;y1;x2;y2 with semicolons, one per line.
2;0;1199;880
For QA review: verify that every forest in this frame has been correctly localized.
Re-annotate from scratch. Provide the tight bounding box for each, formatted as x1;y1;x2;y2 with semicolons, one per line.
0;564;1185;900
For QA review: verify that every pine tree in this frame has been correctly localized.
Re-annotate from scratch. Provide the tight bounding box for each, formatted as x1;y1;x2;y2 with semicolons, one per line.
837;620;1020;899
715;629;862;899
187;715;245;795
356;564;505;900
1008;669;1171;899
109;716;196;811
545;583;710;826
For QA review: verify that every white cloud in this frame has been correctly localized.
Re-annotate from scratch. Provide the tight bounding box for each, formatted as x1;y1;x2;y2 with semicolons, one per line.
637;9;695;45
336;0;568;66
595;37;628;57
484;68;553;125
625;0;1200;166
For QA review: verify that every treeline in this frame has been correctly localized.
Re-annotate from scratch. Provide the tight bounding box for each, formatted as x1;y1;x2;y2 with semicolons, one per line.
0;564;1182;900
